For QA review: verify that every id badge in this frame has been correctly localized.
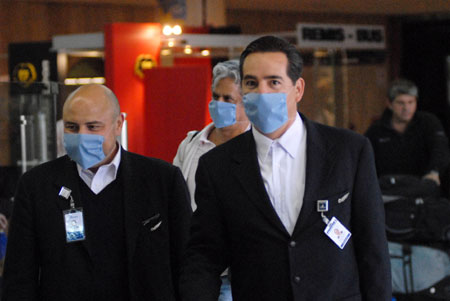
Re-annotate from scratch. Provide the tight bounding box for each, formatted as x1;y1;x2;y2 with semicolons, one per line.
324;216;351;250
63;208;86;243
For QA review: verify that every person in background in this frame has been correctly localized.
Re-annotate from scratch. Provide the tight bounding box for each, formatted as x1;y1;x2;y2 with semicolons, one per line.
173;60;249;301
365;79;450;186
180;35;391;301
2;84;191;301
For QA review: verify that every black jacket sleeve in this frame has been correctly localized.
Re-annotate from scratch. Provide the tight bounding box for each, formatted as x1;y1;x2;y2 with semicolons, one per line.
423;113;450;174
179;156;226;301
2;172;40;300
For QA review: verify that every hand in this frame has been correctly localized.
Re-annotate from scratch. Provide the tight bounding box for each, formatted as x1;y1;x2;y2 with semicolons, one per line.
423;171;440;186
0;213;8;233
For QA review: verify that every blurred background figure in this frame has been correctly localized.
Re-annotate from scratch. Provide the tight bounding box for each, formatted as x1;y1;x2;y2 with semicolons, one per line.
173;59;249;301
365;78;450;189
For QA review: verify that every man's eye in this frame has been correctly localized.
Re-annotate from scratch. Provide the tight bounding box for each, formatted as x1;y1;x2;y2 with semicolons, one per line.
223;96;234;103
65;125;77;131
271;80;281;86
87;125;99;131
244;80;257;88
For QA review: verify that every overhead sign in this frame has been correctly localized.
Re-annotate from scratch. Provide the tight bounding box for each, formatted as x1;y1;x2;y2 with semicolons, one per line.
297;23;386;50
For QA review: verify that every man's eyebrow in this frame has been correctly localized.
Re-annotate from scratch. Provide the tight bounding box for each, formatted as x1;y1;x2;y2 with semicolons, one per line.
263;75;283;80
64;121;77;126
243;75;257;80
243;75;283;80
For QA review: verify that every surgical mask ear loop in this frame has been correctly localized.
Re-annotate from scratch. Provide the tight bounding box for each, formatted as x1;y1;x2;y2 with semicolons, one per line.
99;123;120;159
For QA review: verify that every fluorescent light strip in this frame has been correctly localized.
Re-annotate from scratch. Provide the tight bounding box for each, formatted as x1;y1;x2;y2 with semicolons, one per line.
64;77;105;85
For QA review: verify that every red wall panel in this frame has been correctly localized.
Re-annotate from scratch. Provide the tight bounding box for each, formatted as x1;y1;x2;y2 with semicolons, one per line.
104;23;161;155
143;64;211;162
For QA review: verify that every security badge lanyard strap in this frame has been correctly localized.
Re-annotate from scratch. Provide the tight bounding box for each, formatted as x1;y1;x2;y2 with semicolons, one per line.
317;200;351;250
59;186;86;243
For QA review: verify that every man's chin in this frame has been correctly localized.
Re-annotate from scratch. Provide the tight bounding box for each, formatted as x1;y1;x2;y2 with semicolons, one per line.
398;114;413;123
404;117;414;122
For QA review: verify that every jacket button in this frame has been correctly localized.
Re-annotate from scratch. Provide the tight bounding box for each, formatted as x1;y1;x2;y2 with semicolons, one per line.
289;241;296;247
293;276;301;283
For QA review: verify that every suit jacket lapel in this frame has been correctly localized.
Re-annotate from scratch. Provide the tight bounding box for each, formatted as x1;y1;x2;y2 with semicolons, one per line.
232;131;290;237
292;117;337;237
120;150;157;267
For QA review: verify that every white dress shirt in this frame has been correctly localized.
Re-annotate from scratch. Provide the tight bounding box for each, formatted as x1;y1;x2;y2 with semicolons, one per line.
173;123;251;211
173;123;217;211
252;113;307;235
76;145;122;194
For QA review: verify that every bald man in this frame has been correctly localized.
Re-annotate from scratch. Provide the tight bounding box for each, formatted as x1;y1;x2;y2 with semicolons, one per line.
2;85;191;301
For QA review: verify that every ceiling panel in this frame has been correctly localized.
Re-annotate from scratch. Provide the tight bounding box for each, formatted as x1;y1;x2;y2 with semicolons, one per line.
225;0;450;15
16;0;450;15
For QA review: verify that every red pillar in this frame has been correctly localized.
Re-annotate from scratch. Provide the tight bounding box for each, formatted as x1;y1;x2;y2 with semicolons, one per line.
104;23;161;155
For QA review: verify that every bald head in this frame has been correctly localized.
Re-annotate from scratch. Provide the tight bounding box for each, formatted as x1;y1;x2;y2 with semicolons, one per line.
62;84;124;168
63;84;120;120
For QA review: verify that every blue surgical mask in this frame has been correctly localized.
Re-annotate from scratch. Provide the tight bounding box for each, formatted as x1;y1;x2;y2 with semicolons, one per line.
243;93;288;134
63;133;105;169
208;100;237;128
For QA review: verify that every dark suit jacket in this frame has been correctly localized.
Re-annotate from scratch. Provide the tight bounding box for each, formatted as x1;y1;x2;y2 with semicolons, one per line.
180;116;391;301
2;150;192;301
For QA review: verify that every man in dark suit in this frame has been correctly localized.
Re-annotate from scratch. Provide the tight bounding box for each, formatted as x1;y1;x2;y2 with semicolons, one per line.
180;36;391;300
2;84;191;300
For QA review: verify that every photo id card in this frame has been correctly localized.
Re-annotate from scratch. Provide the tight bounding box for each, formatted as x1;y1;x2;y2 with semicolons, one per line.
324;216;351;249
63;208;86;243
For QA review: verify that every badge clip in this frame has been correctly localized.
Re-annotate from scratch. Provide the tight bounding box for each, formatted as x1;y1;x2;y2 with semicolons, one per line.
317;200;328;212
59;186;75;209
317;200;330;224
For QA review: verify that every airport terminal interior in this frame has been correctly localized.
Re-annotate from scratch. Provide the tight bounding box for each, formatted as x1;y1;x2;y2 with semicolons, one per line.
1;0;450;299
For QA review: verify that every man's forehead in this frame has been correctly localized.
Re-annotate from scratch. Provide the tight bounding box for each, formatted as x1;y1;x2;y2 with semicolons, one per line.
242;52;288;76
63;98;114;123
394;94;417;102
64;119;104;124
65;94;111;113
67;93;108;107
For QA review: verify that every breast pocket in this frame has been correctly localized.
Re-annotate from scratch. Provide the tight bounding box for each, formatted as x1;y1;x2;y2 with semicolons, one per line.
319;189;352;225
142;213;162;232
140;212;170;252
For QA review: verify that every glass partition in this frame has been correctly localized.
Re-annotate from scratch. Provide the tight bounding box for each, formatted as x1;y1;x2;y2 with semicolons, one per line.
0;82;80;209
0;82;68;173
300;49;388;134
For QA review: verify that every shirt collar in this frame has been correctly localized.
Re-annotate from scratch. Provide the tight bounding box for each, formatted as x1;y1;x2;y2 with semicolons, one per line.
199;122;252;145
278;113;303;158
252;113;303;162
199;123;216;145
77;143;122;178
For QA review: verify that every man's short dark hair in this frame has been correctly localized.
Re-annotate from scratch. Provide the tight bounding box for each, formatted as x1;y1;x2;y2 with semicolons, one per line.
239;35;303;84
388;79;418;102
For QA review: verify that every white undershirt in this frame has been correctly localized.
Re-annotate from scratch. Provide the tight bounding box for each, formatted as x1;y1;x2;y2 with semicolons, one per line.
76;145;122;194
252;113;307;235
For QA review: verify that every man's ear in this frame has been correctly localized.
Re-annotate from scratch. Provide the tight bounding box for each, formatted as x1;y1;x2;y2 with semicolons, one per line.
295;77;305;104
114;113;125;136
